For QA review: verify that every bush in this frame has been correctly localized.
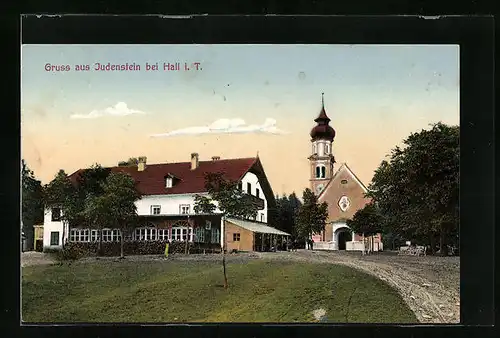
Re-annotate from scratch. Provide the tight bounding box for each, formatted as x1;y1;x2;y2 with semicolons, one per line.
57;241;222;260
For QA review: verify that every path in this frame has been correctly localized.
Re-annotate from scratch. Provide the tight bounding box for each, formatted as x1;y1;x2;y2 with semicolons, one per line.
256;250;460;324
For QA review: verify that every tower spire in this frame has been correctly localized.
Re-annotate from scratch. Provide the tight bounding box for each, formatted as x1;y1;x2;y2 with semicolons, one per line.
321;92;325;109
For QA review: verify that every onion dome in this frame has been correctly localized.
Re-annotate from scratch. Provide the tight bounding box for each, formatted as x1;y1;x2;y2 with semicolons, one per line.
310;93;336;141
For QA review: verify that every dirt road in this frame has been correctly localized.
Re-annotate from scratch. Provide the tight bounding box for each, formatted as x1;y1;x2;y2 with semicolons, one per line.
255;250;460;324
21;252;56;267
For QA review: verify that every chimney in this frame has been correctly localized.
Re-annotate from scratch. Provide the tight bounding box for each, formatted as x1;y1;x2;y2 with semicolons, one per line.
191;153;199;170
212;156;220;161
137;156;147;171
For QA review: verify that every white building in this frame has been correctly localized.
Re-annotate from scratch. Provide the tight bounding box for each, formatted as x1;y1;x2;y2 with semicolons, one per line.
42;153;279;251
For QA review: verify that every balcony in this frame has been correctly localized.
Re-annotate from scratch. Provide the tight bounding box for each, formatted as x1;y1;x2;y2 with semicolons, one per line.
242;194;265;210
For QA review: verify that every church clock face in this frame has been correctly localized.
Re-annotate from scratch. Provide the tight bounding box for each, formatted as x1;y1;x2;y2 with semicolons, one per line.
316;184;324;195
338;195;351;212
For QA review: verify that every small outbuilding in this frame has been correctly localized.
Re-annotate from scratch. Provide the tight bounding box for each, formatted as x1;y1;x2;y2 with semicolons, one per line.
224;217;291;252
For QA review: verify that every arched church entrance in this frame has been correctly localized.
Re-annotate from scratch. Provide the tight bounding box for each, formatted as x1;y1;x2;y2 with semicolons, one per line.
337;230;352;250
334;227;352;250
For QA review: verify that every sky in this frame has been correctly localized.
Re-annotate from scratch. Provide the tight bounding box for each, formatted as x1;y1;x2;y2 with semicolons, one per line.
21;44;459;196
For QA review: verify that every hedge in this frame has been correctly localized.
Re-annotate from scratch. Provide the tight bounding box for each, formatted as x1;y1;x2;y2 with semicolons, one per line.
57;241;222;260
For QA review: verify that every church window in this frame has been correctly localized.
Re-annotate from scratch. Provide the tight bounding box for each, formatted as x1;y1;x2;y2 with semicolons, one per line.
315;166;321;178
247;182;252;194
321;166;326;178
325;144;329;154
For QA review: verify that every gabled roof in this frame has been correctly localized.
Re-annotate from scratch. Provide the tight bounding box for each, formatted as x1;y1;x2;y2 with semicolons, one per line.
318;163;369;201
68;157;259;196
226;217;290;236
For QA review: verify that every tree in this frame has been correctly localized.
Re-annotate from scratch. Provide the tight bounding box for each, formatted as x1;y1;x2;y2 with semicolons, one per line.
104;172;141;258
43;164;112;250
42;170;80;248
367;122;459;256
295;188;329;243
118;157;139;167
346;202;383;254
275;193;302;237
81;172;141;257
22;160;44;250
193;172;261;289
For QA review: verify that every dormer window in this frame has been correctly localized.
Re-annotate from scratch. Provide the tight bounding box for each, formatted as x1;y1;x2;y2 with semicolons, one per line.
165;177;173;188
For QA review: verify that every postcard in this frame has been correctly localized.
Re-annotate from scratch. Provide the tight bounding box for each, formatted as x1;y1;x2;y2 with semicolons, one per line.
21;44;460;324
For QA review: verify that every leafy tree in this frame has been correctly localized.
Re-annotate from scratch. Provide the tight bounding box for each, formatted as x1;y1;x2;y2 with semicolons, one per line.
346;202;383;253
275;192;302;236
75;164;111;199
196;172;261;219
118;157;139;167
193;195;217;214
21;160;44;250
42;170;80;248
42;164;119;252
367;122;459;256
295;188;328;242
193;172;261;289
82;172;141;257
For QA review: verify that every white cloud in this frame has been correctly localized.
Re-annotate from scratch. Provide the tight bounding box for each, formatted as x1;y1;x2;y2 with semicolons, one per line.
150;118;288;138
70;102;146;119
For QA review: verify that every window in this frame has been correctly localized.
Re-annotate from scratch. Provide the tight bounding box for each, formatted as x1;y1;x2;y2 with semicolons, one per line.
171;228;183;241
69;229;90;242
165;177;173;188
91;229;100;242
316;166;321;178
179;204;190;214
238;182;242;190
260;214;264;222
325;144;329;154
233;233;241;242
171;227;193;242
50;231;59;245
211;228;220;243
151;205;161;215
102;229;112;242
321;166;326;178
247;182;252;194
341;179;348;184
205;220;212;230
51;208;61;222
194;227;205;243
157;229;169;241
256;188;260;198
134;228;157;241
112;229;122;242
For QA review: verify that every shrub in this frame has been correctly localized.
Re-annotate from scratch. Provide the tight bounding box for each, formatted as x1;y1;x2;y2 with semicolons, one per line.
57;241;222;259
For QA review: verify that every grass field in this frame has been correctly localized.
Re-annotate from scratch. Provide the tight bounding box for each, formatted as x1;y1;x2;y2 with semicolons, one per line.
21;259;417;323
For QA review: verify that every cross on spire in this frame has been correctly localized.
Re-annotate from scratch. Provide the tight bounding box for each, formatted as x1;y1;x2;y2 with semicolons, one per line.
321;92;325;108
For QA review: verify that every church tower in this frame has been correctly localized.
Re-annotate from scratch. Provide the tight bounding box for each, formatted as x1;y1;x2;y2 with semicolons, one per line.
309;93;336;196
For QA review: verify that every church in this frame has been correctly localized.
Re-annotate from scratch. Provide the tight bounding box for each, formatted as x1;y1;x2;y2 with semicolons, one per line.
308;94;383;252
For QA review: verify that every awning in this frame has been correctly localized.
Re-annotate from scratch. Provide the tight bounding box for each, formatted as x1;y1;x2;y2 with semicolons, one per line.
225;218;291;236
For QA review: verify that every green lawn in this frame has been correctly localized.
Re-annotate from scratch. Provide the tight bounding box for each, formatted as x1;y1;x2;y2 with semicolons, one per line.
22;259;417;323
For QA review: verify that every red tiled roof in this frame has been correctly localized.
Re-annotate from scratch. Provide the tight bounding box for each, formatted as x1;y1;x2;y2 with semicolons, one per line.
69;157;258;196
